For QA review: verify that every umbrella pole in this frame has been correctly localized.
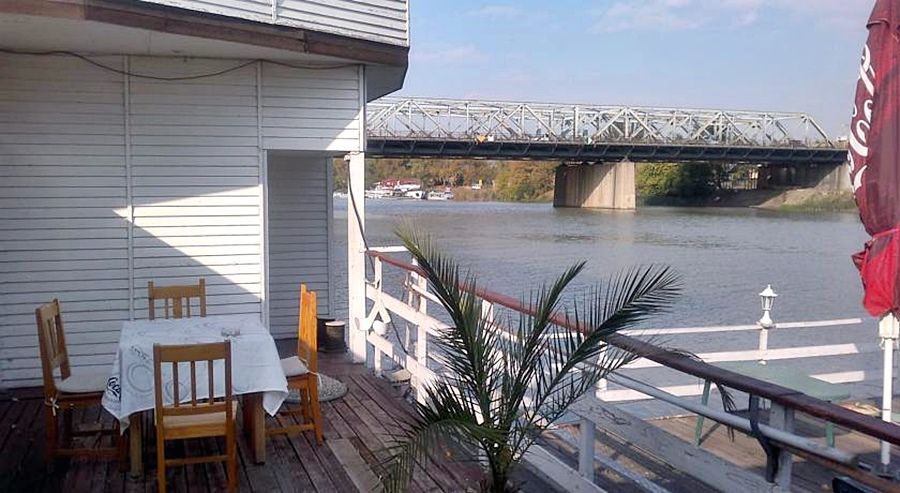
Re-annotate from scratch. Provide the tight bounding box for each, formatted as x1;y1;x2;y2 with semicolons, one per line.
879;315;899;471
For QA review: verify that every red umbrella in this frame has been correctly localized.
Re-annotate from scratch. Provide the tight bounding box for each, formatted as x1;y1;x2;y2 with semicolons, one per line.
852;0;900;317
850;0;900;470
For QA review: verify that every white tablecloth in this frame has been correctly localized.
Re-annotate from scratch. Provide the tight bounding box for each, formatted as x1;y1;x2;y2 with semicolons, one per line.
101;314;289;428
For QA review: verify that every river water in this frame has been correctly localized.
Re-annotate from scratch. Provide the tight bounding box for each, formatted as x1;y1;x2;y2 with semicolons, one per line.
331;200;886;415
333;199;870;328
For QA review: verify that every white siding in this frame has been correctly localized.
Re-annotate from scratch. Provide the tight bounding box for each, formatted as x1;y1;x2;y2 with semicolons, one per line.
128;57;264;320
0;55;129;387
261;64;362;152
0;54;356;387
137;0;409;47
266;153;332;337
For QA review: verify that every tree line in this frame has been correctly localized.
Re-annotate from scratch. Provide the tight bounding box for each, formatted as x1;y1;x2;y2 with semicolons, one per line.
334;158;748;203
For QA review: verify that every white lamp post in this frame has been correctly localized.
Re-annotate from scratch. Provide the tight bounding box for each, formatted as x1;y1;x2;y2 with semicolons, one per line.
879;314;899;471
758;285;777;365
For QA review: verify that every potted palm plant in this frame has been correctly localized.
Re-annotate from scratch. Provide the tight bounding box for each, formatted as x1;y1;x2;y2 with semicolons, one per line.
381;228;681;492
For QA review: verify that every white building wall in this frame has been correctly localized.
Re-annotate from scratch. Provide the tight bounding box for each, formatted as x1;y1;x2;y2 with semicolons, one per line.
261;64;363;151
136;0;409;47
0;53;360;387
266;153;333;337
129;58;264;320
0;55;130;387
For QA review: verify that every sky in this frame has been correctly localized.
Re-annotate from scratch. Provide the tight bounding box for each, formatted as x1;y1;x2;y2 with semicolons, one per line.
396;0;874;137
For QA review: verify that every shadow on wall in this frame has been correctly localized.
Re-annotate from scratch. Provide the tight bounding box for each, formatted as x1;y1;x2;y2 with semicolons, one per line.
0;53;360;388
2;157;333;387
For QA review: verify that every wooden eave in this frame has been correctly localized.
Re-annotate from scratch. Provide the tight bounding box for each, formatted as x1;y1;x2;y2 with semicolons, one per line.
0;0;409;67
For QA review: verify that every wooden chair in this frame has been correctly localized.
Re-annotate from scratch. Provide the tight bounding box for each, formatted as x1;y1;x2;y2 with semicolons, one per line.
35;299;125;464
147;278;206;320
153;341;237;493
268;285;324;444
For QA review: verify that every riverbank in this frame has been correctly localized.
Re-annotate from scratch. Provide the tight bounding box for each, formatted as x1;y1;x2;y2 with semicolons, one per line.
452;186;855;212
659;188;857;212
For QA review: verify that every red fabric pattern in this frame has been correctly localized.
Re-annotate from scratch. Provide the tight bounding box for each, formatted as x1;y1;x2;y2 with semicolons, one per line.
851;0;900;317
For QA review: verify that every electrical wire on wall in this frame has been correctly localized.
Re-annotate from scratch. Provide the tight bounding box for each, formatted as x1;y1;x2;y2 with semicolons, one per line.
0;48;356;81
0;46;415;356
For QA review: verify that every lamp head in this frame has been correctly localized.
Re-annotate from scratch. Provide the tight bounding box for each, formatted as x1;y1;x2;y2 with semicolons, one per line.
759;284;777;312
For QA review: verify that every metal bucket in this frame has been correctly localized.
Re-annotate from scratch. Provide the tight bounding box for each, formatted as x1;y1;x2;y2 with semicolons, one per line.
317;318;347;353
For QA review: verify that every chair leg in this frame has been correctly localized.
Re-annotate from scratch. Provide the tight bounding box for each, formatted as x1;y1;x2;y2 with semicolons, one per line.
308;380;324;445
45;404;58;465
226;427;238;493
156;429;167;493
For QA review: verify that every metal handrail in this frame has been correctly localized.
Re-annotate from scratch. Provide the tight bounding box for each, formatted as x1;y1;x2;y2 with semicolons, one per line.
365;249;900;448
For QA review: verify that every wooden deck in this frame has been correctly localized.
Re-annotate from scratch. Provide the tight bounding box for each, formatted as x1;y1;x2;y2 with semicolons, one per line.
0;352;492;493
653;408;900;492
6;347;899;492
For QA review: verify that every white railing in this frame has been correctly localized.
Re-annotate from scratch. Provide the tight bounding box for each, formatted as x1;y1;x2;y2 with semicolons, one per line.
361;247;900;493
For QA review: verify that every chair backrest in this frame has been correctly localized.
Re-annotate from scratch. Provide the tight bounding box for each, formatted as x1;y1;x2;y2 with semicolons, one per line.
35;299;70;396
153;341;233;421
148;279;207;320
297;285;318;373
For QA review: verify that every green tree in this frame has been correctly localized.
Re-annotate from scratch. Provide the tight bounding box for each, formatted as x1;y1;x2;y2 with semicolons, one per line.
493;162;555;201
382;228;681;492
636;163;723;202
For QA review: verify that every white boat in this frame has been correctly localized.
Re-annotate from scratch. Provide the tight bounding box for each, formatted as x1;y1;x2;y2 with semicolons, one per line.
427;190;454;200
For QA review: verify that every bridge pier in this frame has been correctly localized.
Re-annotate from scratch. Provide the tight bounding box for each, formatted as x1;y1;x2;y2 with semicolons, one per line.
553;161;636;210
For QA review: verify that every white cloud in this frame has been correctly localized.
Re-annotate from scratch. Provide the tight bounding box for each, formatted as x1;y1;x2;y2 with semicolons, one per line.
468;4;523;18
592;0;704;32
411;45;487;65
591;0;870;33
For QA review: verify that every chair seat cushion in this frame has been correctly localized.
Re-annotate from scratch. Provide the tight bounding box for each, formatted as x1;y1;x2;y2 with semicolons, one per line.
280;356;309;377
56;370;109;394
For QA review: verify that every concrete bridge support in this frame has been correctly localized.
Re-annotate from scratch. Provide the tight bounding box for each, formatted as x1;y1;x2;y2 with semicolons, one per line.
553;161;636;209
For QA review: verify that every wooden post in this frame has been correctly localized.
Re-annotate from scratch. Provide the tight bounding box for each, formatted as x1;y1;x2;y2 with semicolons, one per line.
770;402;795;491
346;151;366;363
578;417;595;479
371;256;383;375
414;261;429;404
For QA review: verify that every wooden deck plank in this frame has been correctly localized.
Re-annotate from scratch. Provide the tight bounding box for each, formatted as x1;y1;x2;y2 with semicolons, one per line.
338;381;431;491
267;430;317;492
277;411;342;493
328;437;380;492
0;400;45;492
350;373;484;490
345;374;461;492
0;354;532;493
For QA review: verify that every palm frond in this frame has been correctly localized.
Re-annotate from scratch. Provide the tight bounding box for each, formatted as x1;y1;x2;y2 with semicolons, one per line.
384;227;681;493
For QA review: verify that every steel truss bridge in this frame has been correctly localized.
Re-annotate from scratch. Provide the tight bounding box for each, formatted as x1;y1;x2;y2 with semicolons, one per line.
366;97;848;164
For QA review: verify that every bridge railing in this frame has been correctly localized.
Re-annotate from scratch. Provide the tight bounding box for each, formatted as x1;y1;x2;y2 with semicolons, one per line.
367;97;837;148
361;247;899;493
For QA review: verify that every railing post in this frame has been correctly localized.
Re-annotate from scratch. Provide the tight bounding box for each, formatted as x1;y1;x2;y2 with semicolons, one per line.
595;344;609;397
413;259;429;404
758;326;769;365
346;151;367;363
770;403;795;491
370;256;383;375
578;417;596;479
